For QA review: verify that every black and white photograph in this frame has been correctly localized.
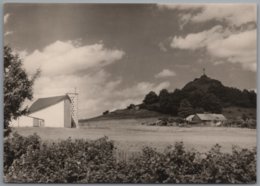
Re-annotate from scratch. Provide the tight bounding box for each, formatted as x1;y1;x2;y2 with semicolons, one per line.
3;3;257;183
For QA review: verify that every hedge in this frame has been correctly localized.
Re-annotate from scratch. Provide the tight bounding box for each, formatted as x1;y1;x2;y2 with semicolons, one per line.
4;133;256;183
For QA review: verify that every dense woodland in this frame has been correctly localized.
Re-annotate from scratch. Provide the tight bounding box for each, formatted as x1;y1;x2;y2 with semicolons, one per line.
141;75;256;117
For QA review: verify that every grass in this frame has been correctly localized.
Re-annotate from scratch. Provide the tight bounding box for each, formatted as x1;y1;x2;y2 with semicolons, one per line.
79;109;168;122
80;107;256;123
13;118;256;156
222;106;256;119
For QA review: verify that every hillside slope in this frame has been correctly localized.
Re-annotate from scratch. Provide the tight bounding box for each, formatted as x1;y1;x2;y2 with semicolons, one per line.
79;108;169;123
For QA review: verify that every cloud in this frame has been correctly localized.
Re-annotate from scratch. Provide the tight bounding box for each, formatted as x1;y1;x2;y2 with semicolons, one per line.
171;25;224;50
164;4;257;71
101;81;171;113
33;70;123;118
22;40;169;118
207;29;256;71
171;26;256;71
114;81;170;99
190;4;256;26
158;42;168;52
158;4;256;27
24;40;125;76
4;13;14;37
22;40;125;117
4;13;10;24
155;69;176;78
78;80;170;118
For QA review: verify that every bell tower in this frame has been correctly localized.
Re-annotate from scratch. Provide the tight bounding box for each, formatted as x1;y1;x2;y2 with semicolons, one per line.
67;88;79;127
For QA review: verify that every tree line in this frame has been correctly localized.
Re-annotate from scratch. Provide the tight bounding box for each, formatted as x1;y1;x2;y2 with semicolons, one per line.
141;75;256;118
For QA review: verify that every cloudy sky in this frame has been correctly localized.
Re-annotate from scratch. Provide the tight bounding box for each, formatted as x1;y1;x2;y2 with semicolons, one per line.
4;3;257;118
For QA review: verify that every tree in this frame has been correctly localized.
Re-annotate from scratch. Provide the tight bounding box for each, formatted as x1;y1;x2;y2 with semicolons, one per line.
187;89;204;108
200;93;222;113
158;89;173;114
194;107;205;113
170;89;184;115
178;99;194;118
248;90;257;108
143;91;159;105
103;110;109;115
4;46;39;136
127;104;135;110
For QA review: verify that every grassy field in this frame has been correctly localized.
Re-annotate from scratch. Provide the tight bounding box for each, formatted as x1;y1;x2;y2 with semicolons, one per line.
222;106;256;119
13;118;256;156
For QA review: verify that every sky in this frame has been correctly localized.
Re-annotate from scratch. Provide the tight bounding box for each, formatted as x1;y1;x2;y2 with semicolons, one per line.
4;3;257;119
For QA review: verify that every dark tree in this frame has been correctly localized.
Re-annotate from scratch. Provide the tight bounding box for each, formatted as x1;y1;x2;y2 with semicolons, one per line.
248;90;257;107
4;46;39;136
127;104;136;110
143;91;159;105
158;89;173;114
103;110;109;115
200;93;222;113
178;99;194;118
194;107;205;113
187;89;204;108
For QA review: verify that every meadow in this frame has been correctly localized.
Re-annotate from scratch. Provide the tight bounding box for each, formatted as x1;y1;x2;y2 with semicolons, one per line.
14;118;256;154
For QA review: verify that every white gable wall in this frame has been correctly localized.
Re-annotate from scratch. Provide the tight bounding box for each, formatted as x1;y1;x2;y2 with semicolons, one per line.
30;100;65;128
10;116;34;127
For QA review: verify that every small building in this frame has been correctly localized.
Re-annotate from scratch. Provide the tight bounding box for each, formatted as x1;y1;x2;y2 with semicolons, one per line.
185;114;195;122
127;104;140;111
11;95;76;128
186;113;227;125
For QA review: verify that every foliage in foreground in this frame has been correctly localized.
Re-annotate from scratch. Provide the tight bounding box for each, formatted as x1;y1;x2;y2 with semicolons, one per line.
4;133;256;183
4;46;39;136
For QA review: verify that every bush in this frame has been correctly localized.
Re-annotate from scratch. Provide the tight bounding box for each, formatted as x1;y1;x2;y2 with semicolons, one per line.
5;135;116;183
4;134;256;183
4;132;41;174
102;110;109;115
198;145;256;183
222;119;256;129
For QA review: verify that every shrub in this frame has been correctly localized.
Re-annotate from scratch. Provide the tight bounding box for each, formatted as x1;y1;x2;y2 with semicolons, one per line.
126;104;135;110
223;119;256;129
5;136;116;183
4;134;256;184
123;143;256;184
102;110;109;115
4;132;41;174
198;145;256;183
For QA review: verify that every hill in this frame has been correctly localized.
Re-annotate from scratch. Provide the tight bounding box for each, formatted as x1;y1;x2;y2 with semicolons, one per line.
141;74;256;117
182;75;256;108
80;74;256;121
182;74;223;92
79;108;168;123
